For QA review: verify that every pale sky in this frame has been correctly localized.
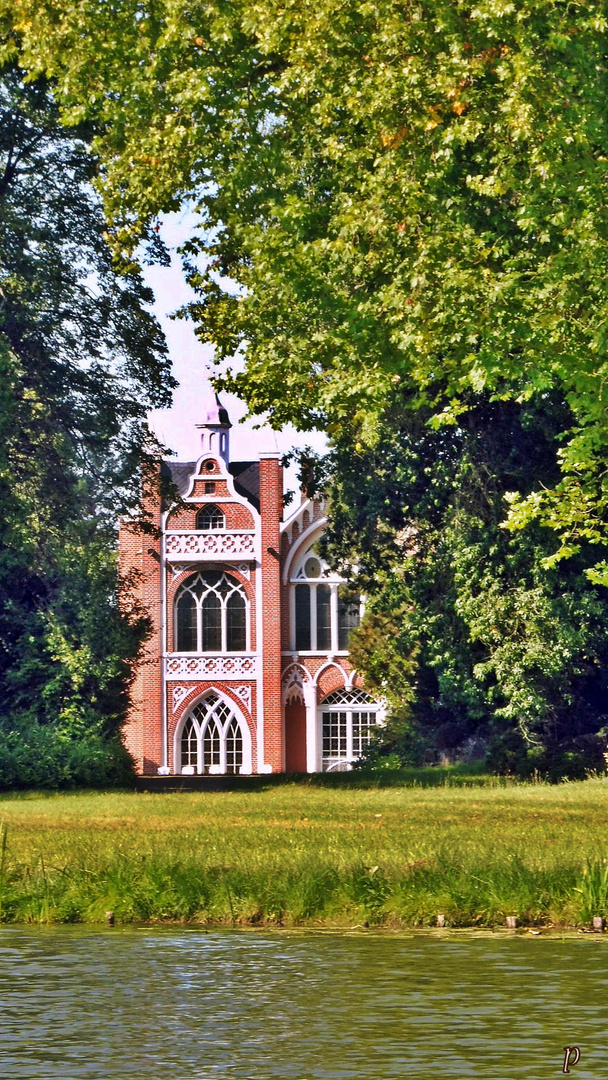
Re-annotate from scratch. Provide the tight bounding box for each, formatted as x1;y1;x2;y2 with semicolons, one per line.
144;211;327;498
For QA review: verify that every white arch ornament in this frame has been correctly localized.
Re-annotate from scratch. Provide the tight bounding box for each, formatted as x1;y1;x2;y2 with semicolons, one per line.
281;663;318;773
174;691;252;776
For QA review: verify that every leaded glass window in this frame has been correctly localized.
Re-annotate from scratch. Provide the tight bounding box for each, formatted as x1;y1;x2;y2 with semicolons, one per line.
290;546;359;653
295;584;311;650
225;716;243;775
176;589;197;652
226;591;246;651
174;571;249;653
338;586;360;650
196;505;224;530
316;584;332;650
179;694;246;775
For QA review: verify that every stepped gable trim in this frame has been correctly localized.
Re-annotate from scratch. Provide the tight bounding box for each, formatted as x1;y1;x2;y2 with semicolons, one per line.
162;459;261;514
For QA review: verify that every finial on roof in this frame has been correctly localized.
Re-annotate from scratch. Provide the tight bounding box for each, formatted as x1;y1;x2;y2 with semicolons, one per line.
196;387;232;464
199;388;232;429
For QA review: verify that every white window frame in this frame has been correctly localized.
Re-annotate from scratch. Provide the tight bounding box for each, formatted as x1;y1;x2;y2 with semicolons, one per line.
319;689;379;771
196;504;225;531
289;548;361;653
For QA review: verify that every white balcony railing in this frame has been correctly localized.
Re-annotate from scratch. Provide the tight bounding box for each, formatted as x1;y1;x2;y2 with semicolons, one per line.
165;654;258;680
164;531;256;560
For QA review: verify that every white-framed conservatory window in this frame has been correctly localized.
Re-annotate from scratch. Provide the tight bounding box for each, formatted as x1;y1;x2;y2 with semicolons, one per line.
320;688;378;771
290;547;360;653
174;571;248;653
178;693;249;775
196;504;225;530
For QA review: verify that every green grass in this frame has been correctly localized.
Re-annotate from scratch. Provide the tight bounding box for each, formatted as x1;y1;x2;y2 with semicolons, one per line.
0;776;607;928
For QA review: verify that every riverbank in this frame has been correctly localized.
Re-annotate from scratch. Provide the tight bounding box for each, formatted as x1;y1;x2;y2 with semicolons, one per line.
0;778;607;928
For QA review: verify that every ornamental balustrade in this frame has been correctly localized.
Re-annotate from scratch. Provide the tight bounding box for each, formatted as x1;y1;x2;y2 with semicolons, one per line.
164;531;256;560
165;654;258;679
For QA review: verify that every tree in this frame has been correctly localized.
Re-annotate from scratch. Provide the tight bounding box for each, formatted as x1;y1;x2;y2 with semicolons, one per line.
6;0;608;564
0;66;174;786
319;392;608;777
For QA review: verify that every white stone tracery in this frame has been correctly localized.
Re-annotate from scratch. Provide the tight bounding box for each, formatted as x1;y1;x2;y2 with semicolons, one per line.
172;684;191;713
234;684;252;711
166;655;257;679
175;691;252;775
165;531;255;559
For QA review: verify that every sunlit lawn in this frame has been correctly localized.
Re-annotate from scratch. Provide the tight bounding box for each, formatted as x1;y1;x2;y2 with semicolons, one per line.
0;777;606;928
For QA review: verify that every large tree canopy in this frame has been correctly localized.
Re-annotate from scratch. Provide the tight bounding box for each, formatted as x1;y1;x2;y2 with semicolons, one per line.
320;393;608;778
0;66;174;786
5;0;608;565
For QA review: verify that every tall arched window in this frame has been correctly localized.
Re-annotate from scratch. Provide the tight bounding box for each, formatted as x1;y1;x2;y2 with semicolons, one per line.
179;694;248;775
320;688;379;771
291;547;360;652
175;571;248;653
196;504;224;530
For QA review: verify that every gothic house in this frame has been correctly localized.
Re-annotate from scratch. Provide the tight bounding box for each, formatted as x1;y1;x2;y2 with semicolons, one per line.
119;392;383;776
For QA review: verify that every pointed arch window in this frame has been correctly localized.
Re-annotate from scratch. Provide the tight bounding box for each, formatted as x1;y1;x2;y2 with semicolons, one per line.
179;694;248;775
196;504;224;531
175;571;248;653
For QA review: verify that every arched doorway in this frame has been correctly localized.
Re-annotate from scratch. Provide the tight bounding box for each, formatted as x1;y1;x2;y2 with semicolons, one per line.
282;665;310;773
176;693;252;775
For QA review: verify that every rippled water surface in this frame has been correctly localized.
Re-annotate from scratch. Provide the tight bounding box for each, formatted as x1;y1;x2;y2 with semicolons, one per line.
1;927;607;1078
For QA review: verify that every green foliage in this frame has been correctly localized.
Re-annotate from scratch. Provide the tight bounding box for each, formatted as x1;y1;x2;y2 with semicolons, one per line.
0;66;173;783
321;394;608;777
7;0;608;552
0;729;134;791
0;781;606;926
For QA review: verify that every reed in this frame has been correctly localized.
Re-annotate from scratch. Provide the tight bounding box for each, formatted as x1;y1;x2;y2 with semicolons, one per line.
0;777;606;928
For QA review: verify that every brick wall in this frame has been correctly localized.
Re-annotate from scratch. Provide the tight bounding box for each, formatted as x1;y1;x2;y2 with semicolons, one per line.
119;466;164;775
118;518;144;771
259;454;284;772
167;503;255;530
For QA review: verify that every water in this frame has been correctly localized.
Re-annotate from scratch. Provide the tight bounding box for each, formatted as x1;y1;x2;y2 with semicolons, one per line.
1;927;607;1079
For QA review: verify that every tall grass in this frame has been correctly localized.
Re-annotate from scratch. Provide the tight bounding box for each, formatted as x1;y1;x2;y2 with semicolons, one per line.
0;778;606;927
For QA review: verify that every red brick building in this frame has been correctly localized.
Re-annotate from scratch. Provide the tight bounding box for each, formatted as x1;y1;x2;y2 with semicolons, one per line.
119;392;383;776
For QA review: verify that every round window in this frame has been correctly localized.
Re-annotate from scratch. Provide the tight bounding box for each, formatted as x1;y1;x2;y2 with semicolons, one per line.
304;556;322;578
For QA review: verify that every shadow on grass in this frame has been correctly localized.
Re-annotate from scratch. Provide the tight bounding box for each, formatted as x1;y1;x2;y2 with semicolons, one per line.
134;762;508;794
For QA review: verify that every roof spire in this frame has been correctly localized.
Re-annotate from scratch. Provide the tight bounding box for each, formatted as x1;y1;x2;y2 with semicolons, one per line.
196;387;232;465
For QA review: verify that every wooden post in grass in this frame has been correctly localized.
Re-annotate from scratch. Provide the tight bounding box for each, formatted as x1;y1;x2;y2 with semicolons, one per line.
506;915;518;929
593;916;604;932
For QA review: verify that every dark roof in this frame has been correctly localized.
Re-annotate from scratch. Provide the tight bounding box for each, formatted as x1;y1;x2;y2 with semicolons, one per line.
161;460;260;512
229;461;260;512
161;461;194;499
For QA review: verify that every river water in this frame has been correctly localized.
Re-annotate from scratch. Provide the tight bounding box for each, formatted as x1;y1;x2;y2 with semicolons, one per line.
1;927;606;1079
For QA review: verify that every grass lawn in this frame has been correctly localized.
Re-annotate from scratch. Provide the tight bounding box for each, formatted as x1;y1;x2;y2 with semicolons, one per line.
0;776;606;928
